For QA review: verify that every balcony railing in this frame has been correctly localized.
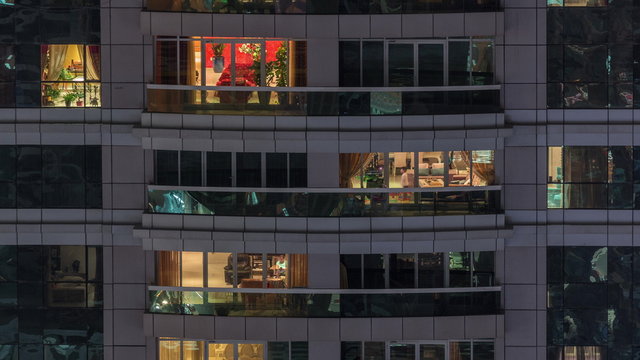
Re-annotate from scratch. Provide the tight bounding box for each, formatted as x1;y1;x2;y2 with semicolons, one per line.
148;286;501;317
147;85;502;116
146;0;500;14
147;186;502;217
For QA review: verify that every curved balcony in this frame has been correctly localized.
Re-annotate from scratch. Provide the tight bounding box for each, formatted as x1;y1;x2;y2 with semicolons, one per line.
148;286;501;317
146;0;499;14
147;186;501;217
147;85;501;117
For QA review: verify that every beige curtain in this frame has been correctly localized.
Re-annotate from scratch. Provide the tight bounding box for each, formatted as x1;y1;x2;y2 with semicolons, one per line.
287;254;308;288
339;153;374;188
463;151;495;186
45;45;69;81
85;46;100;81
156;251;181;286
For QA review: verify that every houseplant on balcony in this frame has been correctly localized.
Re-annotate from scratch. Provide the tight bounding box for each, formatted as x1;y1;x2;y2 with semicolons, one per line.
43;85;61;106
239;43;271;105
212;43;225;73
266;42;289;105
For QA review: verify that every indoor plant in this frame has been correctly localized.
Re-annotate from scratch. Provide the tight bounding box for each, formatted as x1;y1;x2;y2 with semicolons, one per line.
62;91;77;108
239;43;270;105
73;87;85;107
212;43;225;73
266;42;289;105
44;85;61;106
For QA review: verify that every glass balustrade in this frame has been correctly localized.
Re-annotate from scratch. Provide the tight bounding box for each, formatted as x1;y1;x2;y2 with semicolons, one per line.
147;188;501;217
146;0;499;14
147;88;501;116
148;288;500;317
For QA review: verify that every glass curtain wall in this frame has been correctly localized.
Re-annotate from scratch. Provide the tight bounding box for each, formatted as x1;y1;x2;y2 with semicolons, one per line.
339;39;494;87
155;251;308;289
154;151;307;188
547;246;640;360
547;1;640;108
341;340;494;360
341;151;495;189
158;339;308;360
154;37;306;109
339;252;495;289
547;146;640;209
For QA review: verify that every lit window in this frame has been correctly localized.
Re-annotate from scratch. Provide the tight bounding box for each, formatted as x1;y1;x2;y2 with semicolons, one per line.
41;44;101;108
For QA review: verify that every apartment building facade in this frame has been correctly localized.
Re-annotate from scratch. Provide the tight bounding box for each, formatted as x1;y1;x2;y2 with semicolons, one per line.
0;0;630;359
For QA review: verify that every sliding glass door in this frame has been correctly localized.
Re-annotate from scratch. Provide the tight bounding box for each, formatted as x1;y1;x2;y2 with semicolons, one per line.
389;342;446;360
386;41;446;87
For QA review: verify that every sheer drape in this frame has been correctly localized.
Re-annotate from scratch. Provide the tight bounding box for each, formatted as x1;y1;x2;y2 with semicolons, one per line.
44;45;69;81
85;46;100;81
156;251;181;286
339;153;374;188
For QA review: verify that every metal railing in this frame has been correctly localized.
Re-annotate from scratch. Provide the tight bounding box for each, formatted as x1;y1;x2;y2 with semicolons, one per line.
147;185;502;217
146;84;502;116
148;286;502;317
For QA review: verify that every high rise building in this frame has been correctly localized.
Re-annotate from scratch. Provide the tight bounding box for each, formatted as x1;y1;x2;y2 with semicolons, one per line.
0;0;634;359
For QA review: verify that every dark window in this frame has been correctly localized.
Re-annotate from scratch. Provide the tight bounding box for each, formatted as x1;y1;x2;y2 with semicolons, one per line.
418;253;444;288
362;41;384;87
155;150;179;186
363;254;385;289
289;153;307;187
448;41;470;86
266;153;287;188
180;151;202;186
389;254;415;288
388;43;414;87
340;255;362;289
339;41;360;87
206;152;232;187
236;153;261;187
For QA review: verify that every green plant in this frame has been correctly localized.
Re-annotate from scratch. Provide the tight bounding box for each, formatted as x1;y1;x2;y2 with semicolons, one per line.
238;43;262;84
212;43;225;57
62;92;77;103
45;86;61;100
266;42;288;87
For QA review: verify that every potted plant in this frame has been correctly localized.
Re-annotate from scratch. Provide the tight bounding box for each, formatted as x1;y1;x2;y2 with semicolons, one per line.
212;43;225;73
73;88;85;107
266;42;289;105
44;85;61;106
62;91;77;108
239;43;269;105
215;63;256;104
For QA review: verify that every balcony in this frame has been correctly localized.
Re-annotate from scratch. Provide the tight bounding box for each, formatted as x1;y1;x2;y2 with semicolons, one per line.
147;186;501;217
147;85;502;117
148;286;501;317
146;0;500;14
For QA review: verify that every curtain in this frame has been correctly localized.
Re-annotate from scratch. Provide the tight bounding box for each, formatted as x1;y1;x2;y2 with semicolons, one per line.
464;151;495;187
339;153;374;188
45;45;69;81
288;254;308;288
156;251;181;286
85;46;100;81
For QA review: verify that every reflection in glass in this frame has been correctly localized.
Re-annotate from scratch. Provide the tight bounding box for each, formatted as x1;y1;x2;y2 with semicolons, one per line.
388;44;414;87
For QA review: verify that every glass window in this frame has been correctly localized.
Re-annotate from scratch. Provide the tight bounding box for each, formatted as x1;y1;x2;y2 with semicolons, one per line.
389;254;415;288
266;153;288;188
236;153;261;187
291;342;308;360
156;151;179;186
339;41;360;87
341;342;361;360
362;41;384;87
449;252;471;287
472;251;494;286
449;41;470;86
180;151;202;187
389;152;415;188
340;255;362;289
207;252;233;288
206;152;232;187
564;247;607;283
181;252;204;287
449;342;471;360
183;341;205;360
364;342;384;360
40;44;101;108
418;152;445;188
418;253;444;288
267;342;288;360
363;254;385;289
159;340;181;360
449;151;471;186
418;43;444;86
389;343;414;360
388;43;414;87
289;153;307;188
